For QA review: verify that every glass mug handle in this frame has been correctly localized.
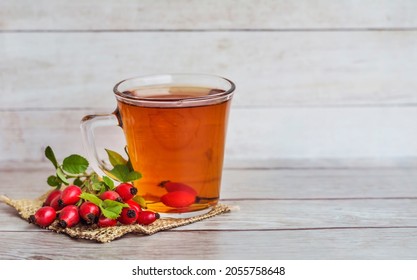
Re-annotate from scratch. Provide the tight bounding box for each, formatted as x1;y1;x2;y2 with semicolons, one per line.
80;111;121;177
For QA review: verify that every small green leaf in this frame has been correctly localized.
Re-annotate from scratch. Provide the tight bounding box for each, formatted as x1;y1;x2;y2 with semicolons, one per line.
89;173;102;191
99;184;107;195
47;175;60;187
73;177;83;187
62;154;89;174
45;146;58;169
80;192;102;206
125;171;142;182
108;164;130;182
102;176;114;189
100;207;120;220
105;149;127;167
132;195;147;209
102;199;128;209
90;173;100;183
92;182;103;191
100;199;128;219
56;168;69;185
83;179;92;192
109;165;142;183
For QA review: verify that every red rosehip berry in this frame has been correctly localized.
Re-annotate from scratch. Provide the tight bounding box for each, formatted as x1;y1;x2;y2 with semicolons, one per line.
99;190;122;202
98;215;117;227
125;199;142;215
58;185;82;207
115;183;138;201
58;205;80;228
159;181;198;196
28;206;56;228
137;211;160;225
161;191;196;208
43;189;62;207
118;207;138;225
50;195;63;211
79;202;100;224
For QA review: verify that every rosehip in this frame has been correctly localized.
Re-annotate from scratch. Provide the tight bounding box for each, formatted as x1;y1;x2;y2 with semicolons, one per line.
98;215;117;227
28;206;56;228
50;195;63;211
159;181;198;196
79;201;100;224
125;199;142;215
137;211;160;225
99;190;122;202
118;207;138;225
58;205;80;228
115;183;138;201
58;185;82;207
43;189;62;207
161;191;196;208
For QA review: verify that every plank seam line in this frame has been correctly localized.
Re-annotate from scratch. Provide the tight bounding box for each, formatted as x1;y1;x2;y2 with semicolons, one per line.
2;225;417;233
222;197;417;201
2;166;417;171
2;103;417;112
1;28;417;33
169;226;417;233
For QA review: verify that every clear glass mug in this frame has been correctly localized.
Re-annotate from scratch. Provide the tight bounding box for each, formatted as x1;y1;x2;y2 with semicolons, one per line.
80;74;236;215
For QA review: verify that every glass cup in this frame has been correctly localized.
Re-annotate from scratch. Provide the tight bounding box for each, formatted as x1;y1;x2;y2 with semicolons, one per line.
80;74;236;216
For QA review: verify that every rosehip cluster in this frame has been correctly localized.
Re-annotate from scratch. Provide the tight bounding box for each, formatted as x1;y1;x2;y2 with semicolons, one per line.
30;185;82;228
97;183;160;227
29;183;159;229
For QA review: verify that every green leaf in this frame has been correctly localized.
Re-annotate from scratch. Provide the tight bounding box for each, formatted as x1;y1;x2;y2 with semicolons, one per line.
79;192;102;206
47;175;60;187
102;176;114;189
99;184;107;195
102;199;128;209
89;173;103;191
62;154;89;174
92;181;103;192
56;168;69;185
105;149;127;167
108;165;130;182
73;177;83;187
100;207;120;220
109;165;142;183
125;171;142;182
132;195;147;209
83;178;92;192
80;194;128;219
100;199;128;219
45;146;58;169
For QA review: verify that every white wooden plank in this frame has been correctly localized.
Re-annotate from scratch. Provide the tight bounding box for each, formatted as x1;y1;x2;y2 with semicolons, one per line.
222;169;417;199
1;107;417;164
227;107;417;161
1;0;416;30
2;198;417;231
1;31;417;108
1;229;416;259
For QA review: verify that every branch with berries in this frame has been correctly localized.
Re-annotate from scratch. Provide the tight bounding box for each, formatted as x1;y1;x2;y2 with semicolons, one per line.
29;147;159;229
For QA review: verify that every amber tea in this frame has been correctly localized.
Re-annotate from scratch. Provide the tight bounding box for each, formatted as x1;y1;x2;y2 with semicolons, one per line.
118;87;230;213
81;74;235;215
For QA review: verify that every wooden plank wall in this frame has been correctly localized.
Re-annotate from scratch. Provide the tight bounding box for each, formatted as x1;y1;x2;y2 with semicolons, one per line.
1;0;417;168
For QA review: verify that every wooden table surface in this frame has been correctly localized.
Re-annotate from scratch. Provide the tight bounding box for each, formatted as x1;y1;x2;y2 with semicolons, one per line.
1;165;416;260
2;0;417;263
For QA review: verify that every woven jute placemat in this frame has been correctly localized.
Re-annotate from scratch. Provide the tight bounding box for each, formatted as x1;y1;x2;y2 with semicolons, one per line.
0;193;231;243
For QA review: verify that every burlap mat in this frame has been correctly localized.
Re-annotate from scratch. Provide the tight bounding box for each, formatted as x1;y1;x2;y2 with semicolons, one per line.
0;193;231;243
